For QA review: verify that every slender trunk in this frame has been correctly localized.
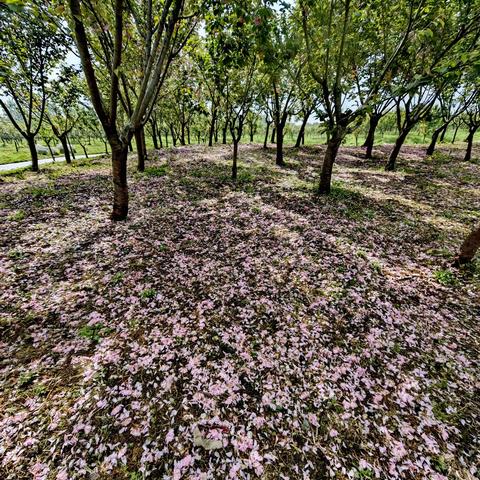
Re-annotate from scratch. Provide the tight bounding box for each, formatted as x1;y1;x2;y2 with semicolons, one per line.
250;128;254;143
60;136;71;164
46;139;56;162
67;136;75;160
14;140;19;152
454;224;480;266
263;122;270;149
151;121;159;149
363;114;380;159
271;127;276;144
170;125;177;147
164;130;169;147
111;144;129;221
232;140;238;181
103;140;109;155
27;135;39;172
180;122;186;145
128;140;133;152
426;125;445;156
209;108;217;147
135;127;146;172
439;124;448;143
222;125;227;144
295;112;310;148
318;134;342;194
452;124;460;144
79;141;89;158
159;131;163;148
187;125;190;145
385;127;411;171
276;124;285;166
464;127;477;162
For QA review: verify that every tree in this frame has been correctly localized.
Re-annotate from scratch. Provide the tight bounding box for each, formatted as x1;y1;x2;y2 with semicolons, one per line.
66;0;196;220
462;99;480;162
0;3;68;171
454;224;480;266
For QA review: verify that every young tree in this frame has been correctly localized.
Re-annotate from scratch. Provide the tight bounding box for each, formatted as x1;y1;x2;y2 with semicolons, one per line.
463;99;480;162
66;0;196;219
0;3;68;171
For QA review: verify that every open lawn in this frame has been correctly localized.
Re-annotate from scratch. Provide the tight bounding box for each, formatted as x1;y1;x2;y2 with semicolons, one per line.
0;144;479;479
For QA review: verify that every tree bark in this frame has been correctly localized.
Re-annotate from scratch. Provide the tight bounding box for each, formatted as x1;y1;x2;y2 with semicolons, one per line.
385;128;410;171
135;127;146;172
209;108;217;147
318;134;342;194
464;127;477;162
27;135;39;172
151;120;159;149
263;122;270;149
111;144;129;220
67;136;76;160
439;124;448;143
232;140;238;181
222;125;227;144
271;127;276;144
295;111;311;148
426;125;445;156
60;135;71;164
363;114;380;159
454;224;480;266
276;124;285;166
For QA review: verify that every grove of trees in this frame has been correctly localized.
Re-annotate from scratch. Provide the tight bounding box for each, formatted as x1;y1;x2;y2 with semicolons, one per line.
1;0;479;260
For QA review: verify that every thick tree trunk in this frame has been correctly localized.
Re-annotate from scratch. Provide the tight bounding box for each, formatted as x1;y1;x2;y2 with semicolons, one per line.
426;125;445;156
111;144;129;221
295;111;311;148
135;127;146;172
222;125;227;145
271;127;276;144
318;134;342;194
180;122;186;145
263;122;270;149
385;128;410;171
60;136;71;164
27;135;39;172
363;114;380;159
464;127;477;162
454;224;480;266
276;124;285;166
209;109;217;147
250;129;254;142
232;140;238;181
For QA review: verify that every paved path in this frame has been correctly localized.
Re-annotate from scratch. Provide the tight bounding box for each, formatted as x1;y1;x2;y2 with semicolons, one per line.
0;153;104;172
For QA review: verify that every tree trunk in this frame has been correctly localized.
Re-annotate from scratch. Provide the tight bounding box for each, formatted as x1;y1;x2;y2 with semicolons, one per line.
454;224;480;266
164;130;169;147
426;125;444;156
232;140;238;181
209;108;217;147
318;134;342;194
271;127;276;144
295;111;311;148
170;125;177;146
363;114;380;159
67;136;76;160
111;144;129;221
79;141;89;158
128;140;133;152
263;122;270;149
276;124;285;166
151;121;159;149
135;127;146;172
180;122;186;145
46;139;56;162
464;127;477;162
103;140;109;154
385;128;410;171
439;124;448;143
222;125;227;144
60;135;71;164
452;126;459;143
187;125;191;145
250;128;254;143
27;135;39;172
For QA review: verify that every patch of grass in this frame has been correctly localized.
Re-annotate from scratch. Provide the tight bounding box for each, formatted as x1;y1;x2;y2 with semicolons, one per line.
431;455;448;474
141;288;157;299
26;184;66;198
8;210;25;221
8;249;24;260
18;371;36;388
434;268;458;286
329;181;363;203
143;165;169;177
78;324;113;343
110;272;124;285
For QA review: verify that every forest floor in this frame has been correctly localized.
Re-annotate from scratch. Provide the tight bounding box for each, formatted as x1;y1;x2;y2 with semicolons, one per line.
0;144;479;480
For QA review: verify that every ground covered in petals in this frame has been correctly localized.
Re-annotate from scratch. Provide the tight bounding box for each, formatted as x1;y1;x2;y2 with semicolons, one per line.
0;144;479;480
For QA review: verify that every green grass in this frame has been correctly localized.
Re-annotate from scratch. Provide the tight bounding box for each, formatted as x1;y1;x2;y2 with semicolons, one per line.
0;140;107;165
